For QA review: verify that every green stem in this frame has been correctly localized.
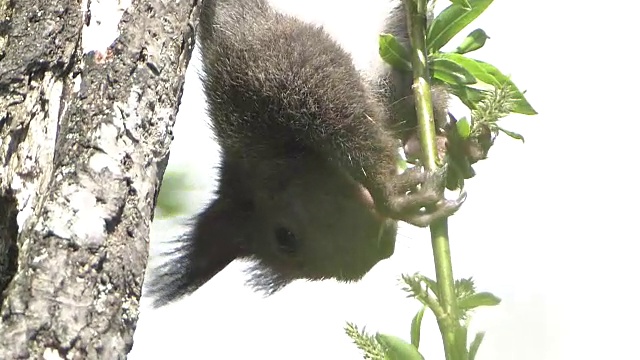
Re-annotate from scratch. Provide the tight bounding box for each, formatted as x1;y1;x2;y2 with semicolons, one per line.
403;0;460;358
431;220;458;358
407;37;438;169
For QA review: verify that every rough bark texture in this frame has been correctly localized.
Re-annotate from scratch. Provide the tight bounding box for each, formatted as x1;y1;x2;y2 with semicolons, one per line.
0;0;198;358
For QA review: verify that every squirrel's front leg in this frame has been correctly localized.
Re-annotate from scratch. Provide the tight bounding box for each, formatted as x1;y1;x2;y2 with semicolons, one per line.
364;134;466;227
381;165;467;227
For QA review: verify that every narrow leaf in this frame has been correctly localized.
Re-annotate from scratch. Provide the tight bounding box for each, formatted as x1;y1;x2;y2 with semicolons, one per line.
432;58;477;85
458;292;501;310
450;0;472;10
422;276;439;298
456;116;471;138
379;34;412;72
410;307;426;348
438;53;537;115
455;28;490;54
436;53;499;86
469;332;486;360
376;334;424;360
497;126;525;142
447;83;489;110
427;0;494;52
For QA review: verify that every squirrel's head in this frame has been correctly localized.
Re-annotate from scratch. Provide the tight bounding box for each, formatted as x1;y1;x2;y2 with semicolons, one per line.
237;153;397;293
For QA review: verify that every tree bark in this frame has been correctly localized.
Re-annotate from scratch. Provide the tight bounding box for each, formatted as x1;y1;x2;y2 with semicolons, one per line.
0;0;198;358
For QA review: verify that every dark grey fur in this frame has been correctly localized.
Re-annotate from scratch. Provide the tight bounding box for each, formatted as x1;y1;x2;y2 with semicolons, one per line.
147;0;463;307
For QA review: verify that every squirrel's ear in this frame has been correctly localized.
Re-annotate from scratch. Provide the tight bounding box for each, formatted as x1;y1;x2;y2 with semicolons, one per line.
148;197;250;307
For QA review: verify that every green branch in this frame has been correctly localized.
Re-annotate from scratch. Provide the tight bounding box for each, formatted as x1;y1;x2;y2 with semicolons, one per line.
348;0;532;358
403;0;460;358
405;5;439;170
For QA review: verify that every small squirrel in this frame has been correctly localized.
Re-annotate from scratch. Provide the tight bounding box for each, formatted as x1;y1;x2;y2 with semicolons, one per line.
148;0;465;307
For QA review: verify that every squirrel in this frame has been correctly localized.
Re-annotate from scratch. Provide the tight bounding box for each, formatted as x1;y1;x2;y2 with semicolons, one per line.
147;0;465;307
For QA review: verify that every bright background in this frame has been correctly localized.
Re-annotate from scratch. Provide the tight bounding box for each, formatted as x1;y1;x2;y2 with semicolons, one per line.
129;0;640;359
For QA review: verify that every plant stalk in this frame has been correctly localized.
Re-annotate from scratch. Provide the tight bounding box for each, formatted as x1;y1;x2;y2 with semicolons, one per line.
403;0;460;358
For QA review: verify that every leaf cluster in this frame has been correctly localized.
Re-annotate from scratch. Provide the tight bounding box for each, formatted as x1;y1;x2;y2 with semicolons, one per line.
379;0;536;190
347;0;536;359
346;275;500;360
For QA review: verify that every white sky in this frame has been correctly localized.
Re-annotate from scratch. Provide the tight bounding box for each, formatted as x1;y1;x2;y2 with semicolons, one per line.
129;0;640;359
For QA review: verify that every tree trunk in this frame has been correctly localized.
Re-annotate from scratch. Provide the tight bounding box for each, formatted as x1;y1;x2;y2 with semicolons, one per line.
0;0;198;358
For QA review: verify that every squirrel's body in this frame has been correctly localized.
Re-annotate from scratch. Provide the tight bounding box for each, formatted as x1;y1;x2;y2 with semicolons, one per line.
148;0;463;307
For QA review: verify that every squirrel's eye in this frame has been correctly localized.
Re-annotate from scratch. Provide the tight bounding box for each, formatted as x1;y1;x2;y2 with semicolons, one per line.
274;227;298;255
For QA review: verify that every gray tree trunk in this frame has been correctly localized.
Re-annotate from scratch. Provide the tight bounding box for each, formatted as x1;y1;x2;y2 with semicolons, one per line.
0;0;198;358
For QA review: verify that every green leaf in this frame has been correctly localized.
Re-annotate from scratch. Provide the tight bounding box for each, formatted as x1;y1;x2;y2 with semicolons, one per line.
379;34;412;72
456;116;471;138
447;83;489;110
410;307;426;348
427;0;494;52
437;53;537;115
376;334;425;360
458;292;501;310
472;65;536;115
432;57;477;85
448;153;474;183
396;158;409;170
469;332;486;360
455;28;489;54
446;160;469;191
436;53;499;86
450;0;472;10
497;126;525;142
422;276;439;298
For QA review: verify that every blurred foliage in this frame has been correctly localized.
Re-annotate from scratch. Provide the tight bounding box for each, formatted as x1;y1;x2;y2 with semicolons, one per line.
155;170;193;218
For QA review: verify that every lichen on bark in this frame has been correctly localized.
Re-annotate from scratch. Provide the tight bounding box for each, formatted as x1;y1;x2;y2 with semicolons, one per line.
0;0;199;358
